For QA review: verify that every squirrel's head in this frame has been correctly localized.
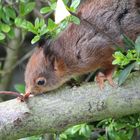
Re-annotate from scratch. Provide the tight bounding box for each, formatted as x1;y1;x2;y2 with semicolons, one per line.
25;45;69;95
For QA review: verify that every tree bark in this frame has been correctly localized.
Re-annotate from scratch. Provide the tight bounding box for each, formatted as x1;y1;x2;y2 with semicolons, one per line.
0;72;140;139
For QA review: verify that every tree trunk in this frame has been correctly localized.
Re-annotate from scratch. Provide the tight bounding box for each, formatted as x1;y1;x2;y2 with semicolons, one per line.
0;29;21;91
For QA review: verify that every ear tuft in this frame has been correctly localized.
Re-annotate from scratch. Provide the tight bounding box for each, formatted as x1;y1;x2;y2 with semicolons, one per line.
53;57;67;76
38;37;52;49
42;40;53;57
38;38;46;48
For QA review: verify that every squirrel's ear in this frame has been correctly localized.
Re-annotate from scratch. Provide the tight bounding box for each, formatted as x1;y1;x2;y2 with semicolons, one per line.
38;37;52;48
53;57;67;76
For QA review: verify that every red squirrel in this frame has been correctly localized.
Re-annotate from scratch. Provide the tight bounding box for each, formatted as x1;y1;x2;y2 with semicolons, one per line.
24;0;140;96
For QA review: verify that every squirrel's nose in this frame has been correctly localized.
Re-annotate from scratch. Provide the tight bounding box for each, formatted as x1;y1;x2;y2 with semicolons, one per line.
25;86;39;95
25;87;33;94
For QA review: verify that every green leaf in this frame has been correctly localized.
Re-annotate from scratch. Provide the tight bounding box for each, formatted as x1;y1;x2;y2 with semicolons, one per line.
69;15;80;25
39;19;45;27
40;25;48;35
63;0;69;5
14;84;25;93
79;124;91;137
31;35;40;44
135;36;140;55
47;18;57;31
60;133;67;139
71;125;81;135
112;51;126;65
19;2;25;16
114;123;126;130
0;8;10;24
98;136;106;140
118;62;135;86
107;128;121;140
1;24;10;33
0;32;5;40
20;2;35;16
126;50;134;59
15;17;29;29
50;2;57;10
3;7;16;19
25;2;35;15
15;17;23;26
35;18;40;29
112;59;119;65
26;22;37;34
40;7;52;14
70;0;81;9
7;28;15;39
84;125;92;137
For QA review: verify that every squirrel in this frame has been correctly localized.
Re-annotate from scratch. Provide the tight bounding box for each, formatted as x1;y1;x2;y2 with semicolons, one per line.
24;0;140;96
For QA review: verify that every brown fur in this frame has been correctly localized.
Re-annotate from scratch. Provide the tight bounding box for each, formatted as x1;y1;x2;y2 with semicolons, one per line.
25;0;140;94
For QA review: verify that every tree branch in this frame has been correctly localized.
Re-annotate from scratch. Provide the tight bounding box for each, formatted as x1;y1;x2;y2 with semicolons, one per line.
0;72;140;139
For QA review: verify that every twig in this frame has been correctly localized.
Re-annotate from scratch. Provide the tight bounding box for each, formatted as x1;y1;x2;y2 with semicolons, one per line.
34;9;44;18
0;91;30;101
44;11;54;19
0;91;23;98
10;49;34;70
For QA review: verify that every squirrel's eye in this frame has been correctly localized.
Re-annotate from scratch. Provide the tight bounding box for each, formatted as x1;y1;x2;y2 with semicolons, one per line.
36;77;46;86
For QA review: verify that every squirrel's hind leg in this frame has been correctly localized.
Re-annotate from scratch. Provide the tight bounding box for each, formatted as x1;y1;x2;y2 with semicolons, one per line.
95;66;116;89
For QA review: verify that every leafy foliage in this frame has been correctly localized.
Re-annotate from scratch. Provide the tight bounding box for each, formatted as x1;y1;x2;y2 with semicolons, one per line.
19;2;35;16
59;123;92;140
0;0;80;44
18;0;81;44
0;4;15;40
59;114;140;140
112;35;140;85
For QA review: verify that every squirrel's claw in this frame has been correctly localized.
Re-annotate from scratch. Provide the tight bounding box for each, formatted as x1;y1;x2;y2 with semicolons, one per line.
95;68;116;89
